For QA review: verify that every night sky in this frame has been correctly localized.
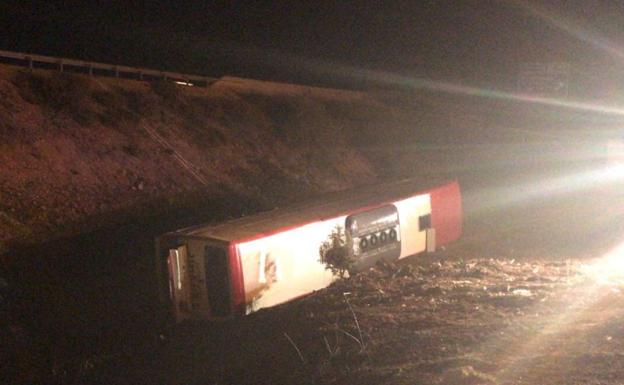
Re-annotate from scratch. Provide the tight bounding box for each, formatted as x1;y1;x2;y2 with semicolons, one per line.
2;1;624;89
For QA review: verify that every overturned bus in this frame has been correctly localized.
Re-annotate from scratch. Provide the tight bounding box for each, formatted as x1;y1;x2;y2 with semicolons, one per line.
156;178;462;322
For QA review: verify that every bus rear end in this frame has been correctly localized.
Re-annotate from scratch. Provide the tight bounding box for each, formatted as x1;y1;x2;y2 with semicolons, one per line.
157;237;244;322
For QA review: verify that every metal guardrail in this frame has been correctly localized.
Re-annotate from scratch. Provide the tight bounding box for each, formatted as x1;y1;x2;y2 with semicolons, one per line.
0;49;217;86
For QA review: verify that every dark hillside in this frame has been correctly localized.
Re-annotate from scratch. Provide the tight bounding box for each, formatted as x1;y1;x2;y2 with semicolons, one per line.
0;67;384;253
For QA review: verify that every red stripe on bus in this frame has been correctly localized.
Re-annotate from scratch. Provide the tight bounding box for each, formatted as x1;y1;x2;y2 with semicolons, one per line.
228;243;246;316
428;181;462;246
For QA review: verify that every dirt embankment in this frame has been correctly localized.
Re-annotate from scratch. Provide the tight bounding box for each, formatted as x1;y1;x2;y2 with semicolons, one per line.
0;66;421;253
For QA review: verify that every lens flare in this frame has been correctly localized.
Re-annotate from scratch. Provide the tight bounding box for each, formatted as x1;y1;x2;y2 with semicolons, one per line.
581;241;624;285
602;164;624;181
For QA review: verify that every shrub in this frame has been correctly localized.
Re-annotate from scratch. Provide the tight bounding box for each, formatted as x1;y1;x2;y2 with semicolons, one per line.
122;90;154;116
319;225;354;278
121;144;139;157
151;79;180;102
93;90;136;127
13;71;92;122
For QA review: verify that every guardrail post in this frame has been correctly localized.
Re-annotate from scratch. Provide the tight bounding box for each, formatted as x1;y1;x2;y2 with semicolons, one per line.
138;71;143;80
88;64;93;76
114;66;119;77
59;60;64;72
27;56;33;71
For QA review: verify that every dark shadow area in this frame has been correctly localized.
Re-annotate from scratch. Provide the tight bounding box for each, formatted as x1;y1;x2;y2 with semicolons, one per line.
2;191;269;384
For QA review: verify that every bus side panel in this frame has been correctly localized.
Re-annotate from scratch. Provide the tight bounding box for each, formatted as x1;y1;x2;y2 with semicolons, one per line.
393;193;431;259
235;217;344;313
429;181;462;246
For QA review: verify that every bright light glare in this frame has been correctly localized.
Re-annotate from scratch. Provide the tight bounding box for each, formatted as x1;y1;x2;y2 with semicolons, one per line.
580;241;624;285
603;164;624;180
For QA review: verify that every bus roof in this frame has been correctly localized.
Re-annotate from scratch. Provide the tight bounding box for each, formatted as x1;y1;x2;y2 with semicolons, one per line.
165;177;456;243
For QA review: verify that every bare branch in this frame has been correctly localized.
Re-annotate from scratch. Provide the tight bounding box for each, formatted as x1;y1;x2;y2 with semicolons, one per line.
344;296;366;351
283;332;305;364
